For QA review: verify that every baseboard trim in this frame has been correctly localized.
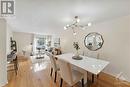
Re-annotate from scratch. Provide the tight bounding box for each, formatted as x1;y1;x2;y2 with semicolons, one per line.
0;81;8;87
102;72;130;86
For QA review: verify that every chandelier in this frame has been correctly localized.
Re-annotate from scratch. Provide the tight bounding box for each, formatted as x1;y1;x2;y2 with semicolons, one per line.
64;16;92;35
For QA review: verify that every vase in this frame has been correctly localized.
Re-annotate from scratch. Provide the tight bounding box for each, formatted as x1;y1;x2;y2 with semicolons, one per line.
75;50;79;57
72;50;83;60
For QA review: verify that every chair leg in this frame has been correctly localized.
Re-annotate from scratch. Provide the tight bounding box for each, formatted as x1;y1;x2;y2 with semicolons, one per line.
16;56;18;70
14;60;17;75
50;68;53;76
14;63;17;75
54;71;57;83
82;78;84;87
60;78;63;87
97;74;99;78
92;74;94;83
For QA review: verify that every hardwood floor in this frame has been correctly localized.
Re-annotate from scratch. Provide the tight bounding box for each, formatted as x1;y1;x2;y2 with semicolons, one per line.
4;55;130;87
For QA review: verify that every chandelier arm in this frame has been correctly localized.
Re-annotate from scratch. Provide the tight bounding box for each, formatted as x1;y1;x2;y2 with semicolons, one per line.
67;22;76;28
79;25;84;27
72;21;78;25
72;27;75;33
64;16;92;31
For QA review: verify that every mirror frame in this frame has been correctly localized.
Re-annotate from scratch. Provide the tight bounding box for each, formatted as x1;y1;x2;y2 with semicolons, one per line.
84;32;104;51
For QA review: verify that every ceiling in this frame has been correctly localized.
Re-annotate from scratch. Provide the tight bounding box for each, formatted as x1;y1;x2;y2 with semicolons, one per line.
7;0;130;34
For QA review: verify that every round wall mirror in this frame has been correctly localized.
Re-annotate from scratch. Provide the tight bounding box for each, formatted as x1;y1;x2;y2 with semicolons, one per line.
84;32;104;51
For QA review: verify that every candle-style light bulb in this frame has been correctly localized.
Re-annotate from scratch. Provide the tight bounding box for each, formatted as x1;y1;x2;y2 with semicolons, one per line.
73;32;77;35
64;26;67;30
88;22;92;26
77;18;80;23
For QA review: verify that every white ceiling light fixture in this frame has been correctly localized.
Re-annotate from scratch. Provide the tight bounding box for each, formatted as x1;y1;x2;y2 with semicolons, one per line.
64;16;92;35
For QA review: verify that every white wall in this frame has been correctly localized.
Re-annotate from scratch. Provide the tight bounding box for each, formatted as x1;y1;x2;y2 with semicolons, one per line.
60;15;130;81
0;19;7;87
6;24;13;55
13;32;34;56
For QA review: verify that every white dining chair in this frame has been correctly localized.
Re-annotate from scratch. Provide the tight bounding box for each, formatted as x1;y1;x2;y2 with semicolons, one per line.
45;51;60;83
57;59;84;87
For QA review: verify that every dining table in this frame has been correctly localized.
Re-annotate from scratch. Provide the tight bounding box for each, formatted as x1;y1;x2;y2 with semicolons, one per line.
55;53;109;85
